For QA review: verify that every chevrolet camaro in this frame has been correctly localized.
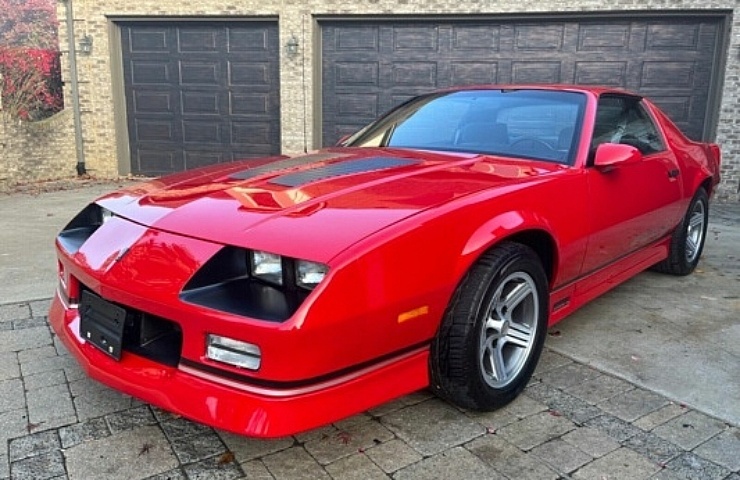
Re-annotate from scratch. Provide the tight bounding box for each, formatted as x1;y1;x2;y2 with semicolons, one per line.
50;85;721;437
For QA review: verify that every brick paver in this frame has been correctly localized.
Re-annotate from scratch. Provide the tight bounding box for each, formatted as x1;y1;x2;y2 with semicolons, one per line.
0;300;738;480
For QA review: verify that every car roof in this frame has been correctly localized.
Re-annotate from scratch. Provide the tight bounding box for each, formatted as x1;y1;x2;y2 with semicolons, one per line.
437;84;638;97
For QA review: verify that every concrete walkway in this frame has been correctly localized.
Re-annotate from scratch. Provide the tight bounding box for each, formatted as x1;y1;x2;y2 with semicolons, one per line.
0;181;738;480
0;181;129;304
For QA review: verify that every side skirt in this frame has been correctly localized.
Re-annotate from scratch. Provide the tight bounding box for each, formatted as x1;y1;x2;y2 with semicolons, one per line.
548;236;670;325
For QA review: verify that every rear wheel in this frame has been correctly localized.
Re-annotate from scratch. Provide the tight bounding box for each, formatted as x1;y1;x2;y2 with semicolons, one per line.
653;188;709;276
430;242;548;410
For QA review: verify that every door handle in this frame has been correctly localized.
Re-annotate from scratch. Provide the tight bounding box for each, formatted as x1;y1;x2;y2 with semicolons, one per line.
668;169;680;179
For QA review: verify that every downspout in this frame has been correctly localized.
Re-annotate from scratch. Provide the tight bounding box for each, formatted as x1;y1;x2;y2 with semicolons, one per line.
61;0;86;176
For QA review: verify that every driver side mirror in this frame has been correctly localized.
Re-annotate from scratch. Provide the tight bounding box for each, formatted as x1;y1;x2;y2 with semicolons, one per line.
593;143;642;171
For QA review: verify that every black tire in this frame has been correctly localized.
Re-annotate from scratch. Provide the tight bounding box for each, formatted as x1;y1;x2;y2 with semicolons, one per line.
430;242;548;411
652;188;709;276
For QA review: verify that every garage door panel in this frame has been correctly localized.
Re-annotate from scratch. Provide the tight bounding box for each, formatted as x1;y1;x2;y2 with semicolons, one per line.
122;21;280;176
641;62;696;88
178;29;220;52
514;24;565;50
135;120;174;142
128;29;168;52
574;62;627;87
130;61;171;84
450;62;499;85
183;121;223;143
392;63;437;87
229;63;270;86
334;26;379;50
512;62;562;83
230;93;269;116
322;17;721;146
228;29;270;51
133;91;173;114
336;94;379;118
335;63;379;86
578;24;630;50
391;94;418;105
181;92;220;115
646;23;700;49
185;151;226;169
392;27;439;51
136;149;181;173
231;122;273;146
451;26;500;50
180;62;221;85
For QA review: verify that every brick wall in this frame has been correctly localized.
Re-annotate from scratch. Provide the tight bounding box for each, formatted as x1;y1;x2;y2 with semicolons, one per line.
0;111;78;191
46;0;740;201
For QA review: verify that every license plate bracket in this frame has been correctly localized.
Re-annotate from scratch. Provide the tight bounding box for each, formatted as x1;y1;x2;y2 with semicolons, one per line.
79;290;126;360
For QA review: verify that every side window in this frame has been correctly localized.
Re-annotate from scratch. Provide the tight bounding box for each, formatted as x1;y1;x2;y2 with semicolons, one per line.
591;96;665;156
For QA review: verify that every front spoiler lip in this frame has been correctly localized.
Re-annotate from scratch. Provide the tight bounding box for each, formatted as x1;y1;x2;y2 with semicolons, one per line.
50;291;429;438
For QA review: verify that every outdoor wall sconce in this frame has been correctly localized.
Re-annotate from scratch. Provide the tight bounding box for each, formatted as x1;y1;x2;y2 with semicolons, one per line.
285;35;299;57
78;35;93;55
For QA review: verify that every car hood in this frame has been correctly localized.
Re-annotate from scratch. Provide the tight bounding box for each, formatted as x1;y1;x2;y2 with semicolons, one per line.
98;148;563;262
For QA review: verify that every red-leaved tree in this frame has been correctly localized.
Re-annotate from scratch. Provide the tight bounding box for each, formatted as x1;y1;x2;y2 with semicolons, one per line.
0;0;63;120
0;48;63;120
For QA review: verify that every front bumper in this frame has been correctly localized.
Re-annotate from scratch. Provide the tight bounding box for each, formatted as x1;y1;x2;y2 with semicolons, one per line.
50;292;429;438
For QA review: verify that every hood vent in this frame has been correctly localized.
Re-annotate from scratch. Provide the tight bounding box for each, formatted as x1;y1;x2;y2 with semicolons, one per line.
270;157;419;188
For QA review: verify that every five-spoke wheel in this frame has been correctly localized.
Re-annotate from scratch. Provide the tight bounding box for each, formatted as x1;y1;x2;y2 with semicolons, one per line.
430;242;548;411
685;197;706;265
653;188;709;276
479;272;539;389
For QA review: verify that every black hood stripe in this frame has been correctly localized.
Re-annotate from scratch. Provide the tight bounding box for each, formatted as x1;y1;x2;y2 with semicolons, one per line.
229;152;347;181
269;157;420;188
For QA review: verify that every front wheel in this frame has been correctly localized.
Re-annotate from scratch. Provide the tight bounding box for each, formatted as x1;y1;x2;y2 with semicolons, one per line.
653;188;709;276
430;242;548;411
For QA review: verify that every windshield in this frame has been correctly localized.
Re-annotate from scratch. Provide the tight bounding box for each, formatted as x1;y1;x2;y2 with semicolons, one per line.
344;89;586;165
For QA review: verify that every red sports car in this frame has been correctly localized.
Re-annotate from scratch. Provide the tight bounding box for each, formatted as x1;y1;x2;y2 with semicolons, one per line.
50;85;721;438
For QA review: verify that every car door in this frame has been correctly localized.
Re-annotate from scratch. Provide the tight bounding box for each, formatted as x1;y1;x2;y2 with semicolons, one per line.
581;94;683;276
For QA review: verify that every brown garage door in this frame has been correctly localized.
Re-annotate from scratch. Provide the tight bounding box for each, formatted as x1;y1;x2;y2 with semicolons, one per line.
121;21;280;176
321;15;725;146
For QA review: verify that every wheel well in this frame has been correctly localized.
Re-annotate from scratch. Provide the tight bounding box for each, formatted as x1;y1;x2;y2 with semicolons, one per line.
699;177;713;197
502;230;556;283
